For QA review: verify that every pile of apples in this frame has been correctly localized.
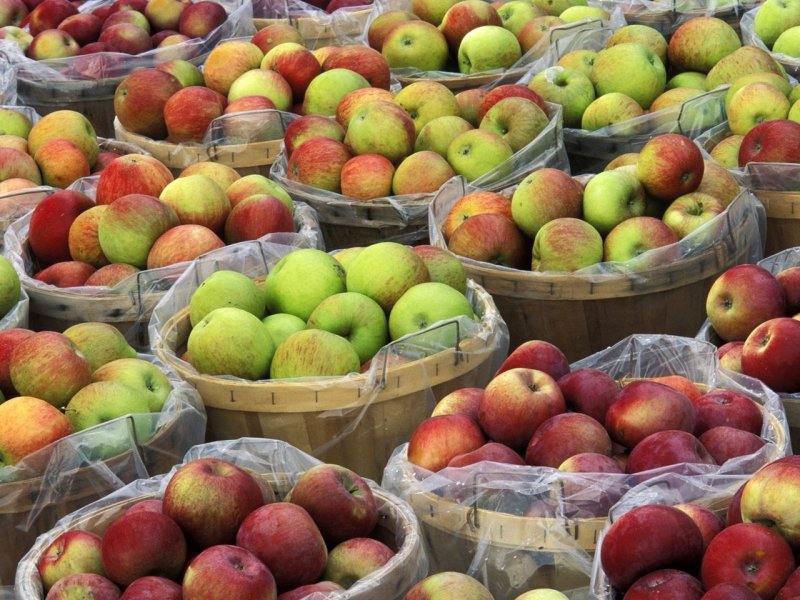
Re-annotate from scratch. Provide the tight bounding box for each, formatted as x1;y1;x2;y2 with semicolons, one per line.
0;109;137;192
0;322;173;468
405;570;571;599
0;0;229;61
705;262;800;394
35;458;400;599
530;16;785;130
440;132;740;271
750;0;800;59
597;455;800;599
21;153;298;288
181;242;476;380
406;338;771;477
365;0;610;75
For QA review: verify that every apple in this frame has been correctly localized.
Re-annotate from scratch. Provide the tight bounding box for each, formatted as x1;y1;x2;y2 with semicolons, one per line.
342;100;416;165
496;0;543;35
457;24;521;74
236;502;328;591
380;19;449;71
624;569;704;600
388;281;474;348
709;134;744;169
625;429;716;473
95;154;174;206
527;67;595;129
182;545;277;600
738;119;800;167
479;96;548;152
277;582;344;600
251;23;303;54
777;267;800;314
63;321;136;371
395;80;459;135
517;15;564;54
286;136;351;192
321;44;391;91
92;357;172;412
0;147;41;185
447;441;525;467
407;414;487;472
143;0;188;31
674;502;724;551
38;530;104;592
339;154;395;200
155;58;205;88
698;425;766;464
223;194;294;244
0;395;73;465
68;205;109;268
649;87;703;113
662;192;726;239
447;128;513;182
300;68;369;117
695;160;740;206
439;0;501;51
532;217;603;272
0;24;33;51
28;0;77;34
147;223;225;268
177;0;225;37
262;42;321;102
705;45;785;90
163;457;265;549
702;582;761;600
411;245;467;293
158;174;230;233
283;115;345;157
179;161;240;191
0;328;34;398
228;68;293;111
28;189;95;266
64;380;152;434
718;341;744;373
701;522;796;598
119;576;182;599
33;261;96;288
335;87;394;130
636;133;704;202
447;212;528;269
431;387;483;420
754;0;800;47
269;328;360;378
27;110;98;167
44;574;121;600
162;85;227;143
742;317;800;393
581;168;646;235
455;88;487;127
324;539;395;590
693;389;763;436
391;150;455;195
202;40;264;96
666;16;741;73
777;567;800;600
226;175;293;211
559;452;623;473
102;9;150;33
727;82;790;136
84;264;140;287
442;190;511;241
774;25;800;56
580;92;644;131
405;572;493;599
590;42;666;109
725;72;792;111
0;0;27;27
98;22;152;54
607;23;667;63
525;412;611;467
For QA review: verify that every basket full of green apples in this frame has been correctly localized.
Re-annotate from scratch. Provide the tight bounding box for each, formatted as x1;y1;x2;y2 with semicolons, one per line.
149;239;509;481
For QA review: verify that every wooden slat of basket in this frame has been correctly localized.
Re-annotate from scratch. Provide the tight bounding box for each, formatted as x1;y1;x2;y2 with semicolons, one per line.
755;190;800;256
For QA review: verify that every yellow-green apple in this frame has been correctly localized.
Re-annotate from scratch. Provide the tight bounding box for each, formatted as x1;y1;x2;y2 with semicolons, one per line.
381;20;449;71
300;68;369;116
177;0;225;37
442;190;511;241
64;380;152;436
33;261;96;287
447;212;528;268
600;504;704;591
667;71;707;91
143;0;188;30
581;169;646;235
95;154;173;205
513;589;569;600
606;24;667;64
605;380;696;448
590;43;666;109
717;341;744;373
623;569;704;600
710;134;743;168
636;133;704;202
580;92;644;130
478;84;547;123
10;331;92;408
649;86;703;112
740;455;800;547
155;58;205;88
180;161;240;190
228;68;293;110
457;25;522;73
662;192;726;239
27;27;81;59
0;107;31;138
557;368;619;423
287;136;351;192
306;291;388;364
695;160;739;206
343;100;416;164
706;264;786;342
725;72;793;110
556;48;596;77
236;502;328;591
525;412;611;467
432;387;483;420
147;223;225;268
0;25;33;51
0;0;27;27
447;441;525;467
28;189;95;265
283;115;345;157
511;166;583;237
405;572;493;599
395;80;459;135
183;545;276;599
604;152;639;170
479;367;565;450
38;530;104;592
674;502;724;551
455;88;487;126
63;322;136;371
411;0;458;25
666;16;740;73
0;176;38;192
262;42;321;102
99;22;153;53
698;425;766;463
496;0;544;35
335;87;394;129
0;147;41;184
439;0;501;51
163;456;265;548
57;13;101;45
558;451;623;473
0;328;33;397
754;0;800;48
321;45;391;91
158;174;230;232
264;248;346;320
202;40;264;96
705;45;785;90
367;10;418;51
189;307;275;379
323;537;394;589
727;82;790;136
388;281;474;347
479;96;548;152
407;414;487;472
738;119;800;166
262;313;306;349
517;15;564;53
92;357;171;412
340;153;395;200
559;5;606;20
84;263;140;287
118;576;182;599
415;116;474;159
412;245;467;293
277;582;344;600
447;128;513;181
742;317;800;392
102;9;150;33
775;26;800;56
345;241;429;312
29;0;77;35
701;522;796;597
163;86;227;143
531;217;603;272
44;574;120;600
156;33;193;55
223;194;293;243
703;582;762;600
625;429;716;473
226;174;293;211
250;22;303;53
33;138;91;188
392;151;455;195
286;463;378;546
0;395;73;465
97;194;179;268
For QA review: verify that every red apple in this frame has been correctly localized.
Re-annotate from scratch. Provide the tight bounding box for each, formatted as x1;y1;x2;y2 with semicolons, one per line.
119;576;182;600
645;375;702;403
44;573;120;600
164;85;227;143
57;12;102;44
495;339;569;380
439;0;501;52
34;260;96;287
28;189;95;265
286;136;351;192
777;567;800;600
406;414;486;472
742;317;800;393
702;582;761;600
698;425;766;464
250;22;304;54
442;190;512;241
177;0;225;38
224;194;294;244
28;0;77;35
557;368;620;424
99;22;152;53
431;387;483;421
84;263;140;287
146;224;225;269
525;412;612;467
38;530;104;592
262;42;321;102
477;84;547;123
738;119;800;167
727;482;746;526
124;499;163;516
114;68;183;139
282;115;345;157
625;430;716;474
624;569;704;600
447;441;525;468
447;213;528;269
321;44;391;90
674;502;724;551
322;537;394;589
558;452;623;473
740;455;800;546
693;389;763;436
182;545;277;600
95;154;173;205
0;328;34;397
778;267;800;314
636;133;704;202
718;341;745;373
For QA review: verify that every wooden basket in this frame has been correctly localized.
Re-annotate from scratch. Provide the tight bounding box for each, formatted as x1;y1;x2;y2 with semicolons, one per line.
14;469;424;599
252;7;372;49
752;189;800;257
153;289;504;482
113;118;285;177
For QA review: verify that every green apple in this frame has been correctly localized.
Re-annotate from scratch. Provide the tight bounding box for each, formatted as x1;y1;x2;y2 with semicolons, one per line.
228;69;293;110
262;313;306;349
0;254;20;319
774;25;800;56
388;282;474;349
381;20;449;71
556;49;596;77
65;381;151;431
705;45;785;90
345;242;430;312
528;66;595;128
0;26;33;53
156;59;205;88
269;329;360;378
457;25;522;74
754;0;800;48
343;100;416;164
603;215;679;262
725;72;792;109
63;322;137;372
479;97;549;152
532;0;586;16
666;71;707;91
187;307;275;380
415;115;474;158
709;134;744;169
791;84;800;104
412;0;459;25
515;589;569;599
412;245;468;294
662;191;726;239
582;169;647;235
727;82;790;135
581;92;644;131
511;167;583;237
558;5;607;21
606;24;668;64
333;247;364;272
394;80;459;135
446;129;514;182
264;248;346;321
532;217;602;272
301;69;371;117
497;1;544;36
189;270;266;327
790;98;800;122
666;16;741;74
649;87;703;112
0;107;32;139
590;42;666;109
92;357;173;412
306;292;388;364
